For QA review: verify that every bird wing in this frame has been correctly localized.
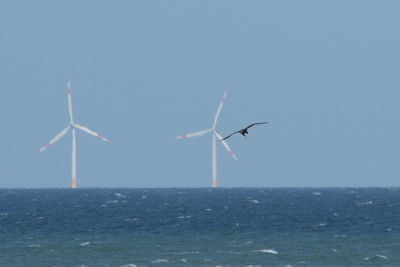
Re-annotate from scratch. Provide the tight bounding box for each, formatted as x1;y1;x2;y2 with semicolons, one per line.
222;131;241;140
245;122;268;129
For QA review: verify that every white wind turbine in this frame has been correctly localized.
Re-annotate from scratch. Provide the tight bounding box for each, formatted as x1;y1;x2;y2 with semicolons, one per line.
37;78;112;188
174;90;238;187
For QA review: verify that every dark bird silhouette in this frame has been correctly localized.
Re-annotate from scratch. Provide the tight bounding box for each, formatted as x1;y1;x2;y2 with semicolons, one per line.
222;122;268;140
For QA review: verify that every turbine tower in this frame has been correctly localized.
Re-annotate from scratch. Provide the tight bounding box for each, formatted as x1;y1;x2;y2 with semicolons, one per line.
174;90;238;187
37;78;111;188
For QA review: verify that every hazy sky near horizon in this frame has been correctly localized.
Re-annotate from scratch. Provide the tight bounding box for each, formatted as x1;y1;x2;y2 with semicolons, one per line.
1;1;400;188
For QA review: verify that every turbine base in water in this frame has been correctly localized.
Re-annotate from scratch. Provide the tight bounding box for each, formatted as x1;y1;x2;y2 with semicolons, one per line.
72;177;77;189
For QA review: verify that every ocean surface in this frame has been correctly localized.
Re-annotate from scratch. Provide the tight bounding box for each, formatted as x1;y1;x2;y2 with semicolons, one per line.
1;188;400;266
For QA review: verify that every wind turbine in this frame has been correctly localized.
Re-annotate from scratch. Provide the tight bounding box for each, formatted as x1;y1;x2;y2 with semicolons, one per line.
174;90;238;187
37;78;111;188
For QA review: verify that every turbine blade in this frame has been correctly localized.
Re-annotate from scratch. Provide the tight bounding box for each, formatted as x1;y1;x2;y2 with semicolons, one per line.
214;131;238;161
68;78;74;123
37;125;70;153
74;123;112;143
212;89;228;129
174;129;212;140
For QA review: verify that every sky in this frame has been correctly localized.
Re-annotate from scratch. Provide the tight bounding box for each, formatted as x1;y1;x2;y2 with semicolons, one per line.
1;1;400;188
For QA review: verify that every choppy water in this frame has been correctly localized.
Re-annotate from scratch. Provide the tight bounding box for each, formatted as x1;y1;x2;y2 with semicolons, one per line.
1;188;400;266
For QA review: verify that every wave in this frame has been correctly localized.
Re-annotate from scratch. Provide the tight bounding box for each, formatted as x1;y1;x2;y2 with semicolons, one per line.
254;249;278;255
358;201;373;206
151;259;168;264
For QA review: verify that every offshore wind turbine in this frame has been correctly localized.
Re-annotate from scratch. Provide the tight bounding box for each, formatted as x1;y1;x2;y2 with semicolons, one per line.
174;90;238;187
37;78;111;188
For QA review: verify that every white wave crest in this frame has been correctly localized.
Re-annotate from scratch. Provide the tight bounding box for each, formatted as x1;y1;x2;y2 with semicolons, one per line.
334;234;347;238
151;259;168;263
376;254;388;259
177;215;192;219
364;254;389;260
114;193;126;198
254;249;278;254
358;200;373;206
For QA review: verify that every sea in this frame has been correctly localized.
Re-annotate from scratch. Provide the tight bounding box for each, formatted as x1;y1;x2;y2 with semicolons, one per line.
0;188;399;266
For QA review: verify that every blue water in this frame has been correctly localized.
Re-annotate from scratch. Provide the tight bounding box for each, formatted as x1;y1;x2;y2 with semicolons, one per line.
1;188;399;266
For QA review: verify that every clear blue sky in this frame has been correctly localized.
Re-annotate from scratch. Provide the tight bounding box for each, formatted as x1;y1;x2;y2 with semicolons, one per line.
1;1;400;187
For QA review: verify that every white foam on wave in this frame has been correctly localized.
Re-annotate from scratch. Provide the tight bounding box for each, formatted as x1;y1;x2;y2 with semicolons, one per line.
254;249;278;254
205;208;212;211
364;254;389;260
0;212;9;217
28;244;41;248
114;193;126;198
248;199;260;204
312;192;321;195
314;223;327;227
151;259;168;264
358;200;373;206
177;215;192;219
334;234;347;238
376;254;388;259
169;250;199;255
80;242;91;247
125;218;138;222
160;202;170;207
119;264;137;267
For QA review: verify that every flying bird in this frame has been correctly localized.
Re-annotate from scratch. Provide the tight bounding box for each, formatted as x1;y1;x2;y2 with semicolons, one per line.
222;122;268;140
